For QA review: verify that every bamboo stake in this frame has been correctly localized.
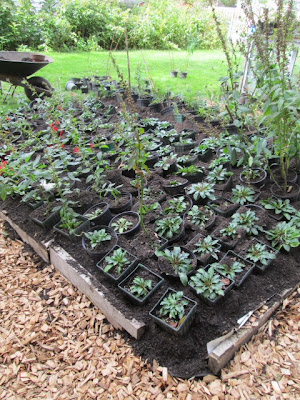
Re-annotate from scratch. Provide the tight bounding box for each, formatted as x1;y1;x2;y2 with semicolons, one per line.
125;29;131;94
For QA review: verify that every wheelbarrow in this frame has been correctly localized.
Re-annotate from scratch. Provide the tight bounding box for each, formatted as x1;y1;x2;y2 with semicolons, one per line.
0;51;54;101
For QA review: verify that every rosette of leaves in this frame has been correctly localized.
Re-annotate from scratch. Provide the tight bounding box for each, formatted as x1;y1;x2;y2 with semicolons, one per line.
155;216;182;240
231;185;255;205
84;207;104;220
176;165;204;176
208;154;231;169
156;246;194;285
129;276;153;299
159;291;189;321
212;261;244;280
189;266;225;301
207;165;233;184
265;221;300;251
220;222;239;239
104;247;130;276
58;206;83;235
186;182;216;202
111;217;133;233
84;229;111;249
245;242;276;266
186;205;213;227
231;210;261;235
193;235;220;260
260;198;297;220
163;196;189;215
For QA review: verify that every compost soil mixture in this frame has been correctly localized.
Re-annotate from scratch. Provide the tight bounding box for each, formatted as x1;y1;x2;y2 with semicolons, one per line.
1;98;300;378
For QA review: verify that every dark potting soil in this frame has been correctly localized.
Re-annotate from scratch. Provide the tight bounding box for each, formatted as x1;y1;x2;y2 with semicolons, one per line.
2;97;300;378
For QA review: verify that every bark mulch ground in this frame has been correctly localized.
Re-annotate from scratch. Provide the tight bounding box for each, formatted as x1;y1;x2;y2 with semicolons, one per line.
0;222;299;400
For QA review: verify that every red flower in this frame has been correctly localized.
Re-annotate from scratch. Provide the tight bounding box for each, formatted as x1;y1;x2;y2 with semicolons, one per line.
71;92;75;97
61;144;65;149
5;116;10;122
0;160;8;174
90;143;94;150
57;106;61;110
60;130;63;137
73;147;79;154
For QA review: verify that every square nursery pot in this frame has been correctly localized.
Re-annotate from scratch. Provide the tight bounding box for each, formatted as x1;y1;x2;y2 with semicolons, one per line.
212;221;246;251
96;245;138;284
31;205;61;230
244;238;278;274
54;216;90;241
219;251;255;288
207;198;239;218
149;288;197;336
189;265;234;306
118;264;164;305
82;225;118;263
186;233;221;266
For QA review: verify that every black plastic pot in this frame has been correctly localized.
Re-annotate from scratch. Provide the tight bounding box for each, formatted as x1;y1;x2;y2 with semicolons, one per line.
181;170;204;183
219;251;255;288
149;102;164;113
207;198;239;218
170;70;178;78
137;96;152;107
109;192;133;213
109;211;140;236
271;183;300;202
157;246;197;281
179;72;188;79
96;245;138;284
83;202;112;226
240;168;267;187
184;206;216;231
162;178;189;195
161;106;174;116
270;168;297;184
54;216;90;241
149;288;197;336
82;225;118;263
145;152;159;168
187;233;221;266
197;148;213;163
31;207;61;230
118;264;164;305
245;238;278;273
173;141;196;154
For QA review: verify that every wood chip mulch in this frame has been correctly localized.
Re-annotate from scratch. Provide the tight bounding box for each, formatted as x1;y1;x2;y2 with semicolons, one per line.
0;222;299;400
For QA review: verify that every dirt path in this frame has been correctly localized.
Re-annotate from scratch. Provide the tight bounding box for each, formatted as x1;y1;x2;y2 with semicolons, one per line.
0;223;299;400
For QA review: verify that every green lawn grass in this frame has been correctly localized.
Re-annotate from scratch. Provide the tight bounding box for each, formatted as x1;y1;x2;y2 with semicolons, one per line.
0;50;228;112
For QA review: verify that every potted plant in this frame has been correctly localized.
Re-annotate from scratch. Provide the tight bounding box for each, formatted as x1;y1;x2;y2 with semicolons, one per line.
207;166;233;191
231;184;259;205
179;37;197;78
162;195;192;217
109;211;140;236
218;251;255;287
189;265;234;305
190;234;221;265
162;177;189;195
155;215;184;243
176;165;204;183
156;246;197;285
173;137;196;153
260;197;297;221
82;225;118;262
231;209;262;236
83;202;112;226
186;181;216;205
244;239;277;273
118;264;164;305
207;198;239;218
54;206;90;240
169;51;178;77
184;205;215;231
240;167;267;187
265;221;300;252
172;102;185;124
149;289;197;335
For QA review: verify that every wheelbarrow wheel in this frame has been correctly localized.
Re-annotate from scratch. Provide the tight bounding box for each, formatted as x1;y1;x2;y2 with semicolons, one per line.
24;76;54;101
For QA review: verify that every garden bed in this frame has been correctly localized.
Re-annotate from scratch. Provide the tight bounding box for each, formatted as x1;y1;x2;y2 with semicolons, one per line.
1;88;300;378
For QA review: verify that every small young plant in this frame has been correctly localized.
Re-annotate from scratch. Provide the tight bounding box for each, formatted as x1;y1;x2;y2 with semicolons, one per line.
189;266;225;301
111;217;133;233
177;165;203;176
260;198;297;220
231;185;256;205
155;216;182;240
186;205;214;227
163;196;189;215
212;261;244;280
245;242;276;266
84;229;111;249
129;276;153;298
84;207;104;220
156;246;194;285
104;247;130;276
231;210;261;236
159;291;189;321
58;206;83;235
220;222;239;239
265;221;300;251
186;182;216;202
193;235;220;260
207;165;232;184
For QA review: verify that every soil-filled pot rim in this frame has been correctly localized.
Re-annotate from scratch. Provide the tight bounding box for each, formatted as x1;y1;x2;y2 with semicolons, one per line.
82;225;118;262
149;288;197;336
83;202;111;224
239;167;267;186
157;245;197;280
220;250;255;288
109;211;141;236
271;182;300;202
118;264;164;305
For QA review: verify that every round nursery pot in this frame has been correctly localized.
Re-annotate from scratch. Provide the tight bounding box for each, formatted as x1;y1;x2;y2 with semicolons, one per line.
82;225;118;263
179;72;188;79
161;106;174;116
109;192;133;213
149;102;164;113
137;96;152;107
170;70;178;78
109;211;141;236
240;168;267;186
270;168;298;184
271;182;300;202
162;177;189;195
83;202;112;226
